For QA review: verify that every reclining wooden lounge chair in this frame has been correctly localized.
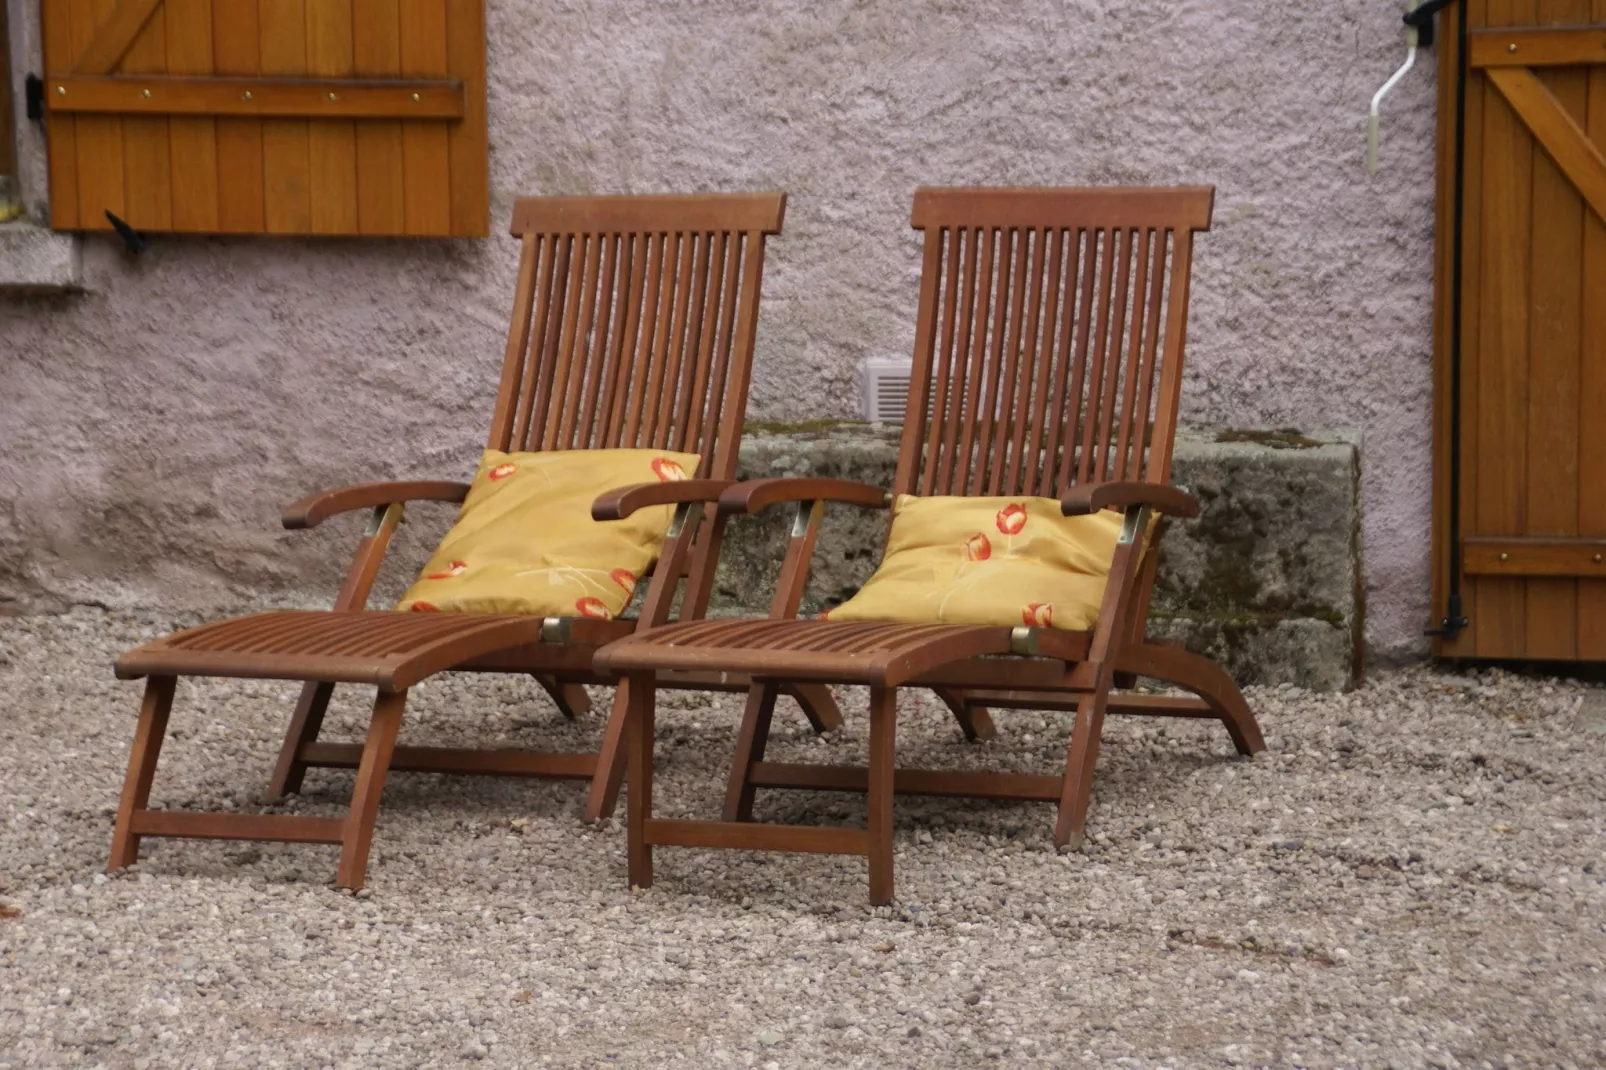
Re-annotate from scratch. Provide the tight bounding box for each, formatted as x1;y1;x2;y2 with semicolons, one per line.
596;186;1267;905
109;192;841;889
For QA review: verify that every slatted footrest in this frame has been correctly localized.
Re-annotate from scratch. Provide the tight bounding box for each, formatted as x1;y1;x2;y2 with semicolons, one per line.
300;743;597;779
748;762;1063;802
129;810;346;844
643;819;869;856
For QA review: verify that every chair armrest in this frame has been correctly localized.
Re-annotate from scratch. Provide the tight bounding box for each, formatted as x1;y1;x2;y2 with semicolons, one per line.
591;480;734;521
1061;481;1201;519
717;478;891;516
283;481;472;530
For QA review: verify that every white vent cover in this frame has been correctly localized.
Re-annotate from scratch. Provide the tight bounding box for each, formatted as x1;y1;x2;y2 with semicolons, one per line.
862;358;913;423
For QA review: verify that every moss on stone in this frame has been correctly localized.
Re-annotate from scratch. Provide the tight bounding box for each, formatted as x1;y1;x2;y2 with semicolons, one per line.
742;418;874;436
1214;428;1324;450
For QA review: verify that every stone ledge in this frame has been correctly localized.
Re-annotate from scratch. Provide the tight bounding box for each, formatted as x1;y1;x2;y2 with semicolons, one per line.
0;224;83;292
714;423;1362;691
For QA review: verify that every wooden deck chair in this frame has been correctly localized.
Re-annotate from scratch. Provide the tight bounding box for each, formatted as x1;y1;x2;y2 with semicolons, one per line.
108;192;842;889
596;186;1267;905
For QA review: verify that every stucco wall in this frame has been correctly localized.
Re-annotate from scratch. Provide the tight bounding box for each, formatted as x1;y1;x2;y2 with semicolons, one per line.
0;0;1438;661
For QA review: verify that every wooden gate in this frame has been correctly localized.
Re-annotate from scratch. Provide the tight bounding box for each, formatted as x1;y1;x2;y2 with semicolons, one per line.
40;0;488;236
1432;0;1606;660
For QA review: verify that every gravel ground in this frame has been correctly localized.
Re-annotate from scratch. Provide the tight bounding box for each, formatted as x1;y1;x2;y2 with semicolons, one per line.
1;609;1604;1068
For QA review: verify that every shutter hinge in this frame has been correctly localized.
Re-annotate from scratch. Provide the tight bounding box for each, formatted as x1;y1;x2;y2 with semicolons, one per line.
26;74;46;121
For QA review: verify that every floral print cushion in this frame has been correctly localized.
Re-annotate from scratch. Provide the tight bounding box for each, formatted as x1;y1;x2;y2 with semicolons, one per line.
396;448;700;621
823;495;1129;632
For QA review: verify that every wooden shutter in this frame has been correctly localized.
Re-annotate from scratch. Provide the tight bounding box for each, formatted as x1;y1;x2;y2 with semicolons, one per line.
41;0;487;236
1431;0;1606;660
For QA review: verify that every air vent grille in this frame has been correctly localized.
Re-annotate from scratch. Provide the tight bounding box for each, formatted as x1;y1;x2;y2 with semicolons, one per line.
862;359;912;423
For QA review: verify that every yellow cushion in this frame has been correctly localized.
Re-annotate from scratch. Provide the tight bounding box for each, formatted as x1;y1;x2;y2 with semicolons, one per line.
823;495;1128;631
397;448;700;620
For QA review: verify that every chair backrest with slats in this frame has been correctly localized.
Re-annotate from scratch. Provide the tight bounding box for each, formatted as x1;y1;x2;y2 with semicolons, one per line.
487;193;786;481
893;187;1214;499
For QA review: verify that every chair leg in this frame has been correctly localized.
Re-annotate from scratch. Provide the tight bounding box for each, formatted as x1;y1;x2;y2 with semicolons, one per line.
722;683;780;822
335;689;407;891
1053;688;1111;850
789;683;843;734
534;674;591;721
625;672;656;891
867;686;897;906
583;684;632;823
932;687;996;742
268;681;335;799
108;676;178;872
1119;643;1266;756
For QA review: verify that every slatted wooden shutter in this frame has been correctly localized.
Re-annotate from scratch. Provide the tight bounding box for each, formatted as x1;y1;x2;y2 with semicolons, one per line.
41;0;487;236
1431;0;1606;660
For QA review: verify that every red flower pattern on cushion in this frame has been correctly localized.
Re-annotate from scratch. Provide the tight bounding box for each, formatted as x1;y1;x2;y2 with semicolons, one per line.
964;533;992;561
425;560;468;580
488;462;518;481
574;597;612;619
610;568;638;592
409;602;440;613
651;457;688;482
996;503;1027;535
1022;603;1053;627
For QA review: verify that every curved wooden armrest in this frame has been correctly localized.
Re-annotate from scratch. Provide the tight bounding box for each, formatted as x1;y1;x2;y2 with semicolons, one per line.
1061;482;1201;519
718;478;891;516
591;479;734;521
283;480;471;530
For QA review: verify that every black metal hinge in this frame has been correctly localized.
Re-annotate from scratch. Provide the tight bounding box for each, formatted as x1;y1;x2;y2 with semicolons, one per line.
1424;593;1470;639
1404;0;1459;50
25;74;45;121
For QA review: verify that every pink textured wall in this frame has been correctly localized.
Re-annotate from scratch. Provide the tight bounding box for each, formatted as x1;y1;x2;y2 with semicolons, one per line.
0;0;1438;660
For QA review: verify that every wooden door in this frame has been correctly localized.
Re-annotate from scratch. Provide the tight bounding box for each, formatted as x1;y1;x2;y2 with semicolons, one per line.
40;0;488;236
1432;0;1606;660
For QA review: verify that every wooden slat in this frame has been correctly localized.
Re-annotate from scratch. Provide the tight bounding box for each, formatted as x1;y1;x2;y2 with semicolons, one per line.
444;0;488;235
1002;227;1049;494
1488;66;1606;222
1464;536;1606;575
72;0;127;227
352;0;404;233
1583;0;1606;656
50;74;466;118
116;9;169;232
917;226;962;495
0;5;15;180
1471;25;1606;66
1475;0;1536;657
398;0;451;235
747;762;1064;802
300;742;598;778
41;3;82;227
1430;4;1463;656
1522;0;1590;659
164;0;219;231
128;810;345;844
212;0;266;232
306;0;358;234
1075;228;1118;483
912;186;1215;232
1457;5;1490;656
642;819;870;856
70;0;163;74
259;0;311;234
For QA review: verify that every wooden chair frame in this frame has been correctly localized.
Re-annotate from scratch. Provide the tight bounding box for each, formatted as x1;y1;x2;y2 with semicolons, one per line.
108;192;843;889
597;186;1267;905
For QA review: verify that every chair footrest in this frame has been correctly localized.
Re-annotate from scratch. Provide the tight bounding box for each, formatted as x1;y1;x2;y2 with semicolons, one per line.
748;762;1063;802
643;818;869;856
129;810;345;844
300;743;597;779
